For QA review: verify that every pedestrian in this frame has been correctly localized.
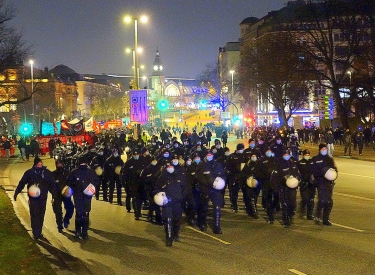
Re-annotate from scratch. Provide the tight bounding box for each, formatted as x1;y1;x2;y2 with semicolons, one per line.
356;132;364;156
25;137;31;161
309;143;338;226
343;129;352;156
325;131;335;157
30;137;39;158
221;130;228;148
14;157;58;239
52;159;74;232
48;138;56;158
18;136;26;161
67;155;100;239
3;138;11;160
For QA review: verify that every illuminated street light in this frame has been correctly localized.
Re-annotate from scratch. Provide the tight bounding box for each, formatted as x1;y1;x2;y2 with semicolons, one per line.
124;15;148;89
29;60;34;127
125;47;143;88
230;70;235;95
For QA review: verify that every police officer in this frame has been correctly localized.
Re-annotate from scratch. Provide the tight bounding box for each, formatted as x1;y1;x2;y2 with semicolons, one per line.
183;156;198;226
14;157;58;240
309;143;338;226
122;150;147;220
254;147;279;224
103;148;124;205
67;155;100;239
155;161;187;246
297;149;315;220
277;149;301;228
52;159;74;232
140;156;163;224
224;143;247;212
90;148;107;201
239;153;261;218
196;151;226;234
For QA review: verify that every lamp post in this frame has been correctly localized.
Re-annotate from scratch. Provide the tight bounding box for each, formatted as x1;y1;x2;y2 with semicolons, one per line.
230;70;235;95
29;60;34;127
124;15;147;89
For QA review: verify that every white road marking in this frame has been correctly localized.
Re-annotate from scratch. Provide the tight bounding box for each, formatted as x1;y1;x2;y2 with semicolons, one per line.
185;226;231;245
339;172;375;179
331;222;365;232
288;269;308;275
335;192;375;202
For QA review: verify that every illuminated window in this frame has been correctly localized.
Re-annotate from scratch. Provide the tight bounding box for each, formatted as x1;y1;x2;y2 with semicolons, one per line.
165;84;180;97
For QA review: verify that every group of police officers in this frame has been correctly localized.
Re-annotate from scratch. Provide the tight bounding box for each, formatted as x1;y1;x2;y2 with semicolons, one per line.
14;129;338;247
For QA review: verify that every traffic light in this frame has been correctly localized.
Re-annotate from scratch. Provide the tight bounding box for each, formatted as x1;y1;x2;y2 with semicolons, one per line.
157;99;169;111
19;123;33;136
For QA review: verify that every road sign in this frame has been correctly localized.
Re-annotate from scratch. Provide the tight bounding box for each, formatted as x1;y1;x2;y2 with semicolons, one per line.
130;90;148;124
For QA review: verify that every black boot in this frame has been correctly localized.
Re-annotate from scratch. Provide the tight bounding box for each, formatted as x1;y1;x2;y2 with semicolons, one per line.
173;219;181;242
315;200;324;224
164;219;173;247
213;206;222;234
282;206;291;228
75;219;82;239
134;202;140;220
323;200;333;226
81;213;89;240
250;198;259;219
266;205;274;224
307;199;315;220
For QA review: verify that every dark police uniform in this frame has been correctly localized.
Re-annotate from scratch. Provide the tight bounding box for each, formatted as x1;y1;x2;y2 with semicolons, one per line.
67;159;100;239
14;157;57;239
155;164;187;246
196;156;226;234
309;144;338;226
52;162;74;231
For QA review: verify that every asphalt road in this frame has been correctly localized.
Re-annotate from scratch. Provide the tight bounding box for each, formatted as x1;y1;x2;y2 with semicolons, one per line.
3;136;375;275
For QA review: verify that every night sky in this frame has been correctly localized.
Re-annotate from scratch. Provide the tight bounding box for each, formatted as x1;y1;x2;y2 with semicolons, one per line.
11;0;286;78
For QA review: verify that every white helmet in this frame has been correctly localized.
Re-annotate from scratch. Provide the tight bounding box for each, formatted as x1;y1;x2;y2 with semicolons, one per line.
95;166;103;176
324;168;338;181
213;177;225;190
28;185;41;198
286;176;299;188
125;146;130;153
246;176;259;188
154;192;168;206
61;186;73;198
83;183;96;196
115;166;122;175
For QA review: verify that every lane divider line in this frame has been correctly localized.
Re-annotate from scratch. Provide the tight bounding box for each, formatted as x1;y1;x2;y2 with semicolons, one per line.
335;192;375;202
288;269;308;275
331;223;365;232
185;226;231;245
339;172;375;179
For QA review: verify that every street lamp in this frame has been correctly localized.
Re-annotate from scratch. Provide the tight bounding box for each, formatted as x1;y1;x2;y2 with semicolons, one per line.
124;15;148;89
125;47;143;88
230;70;235;95
29;60;35;128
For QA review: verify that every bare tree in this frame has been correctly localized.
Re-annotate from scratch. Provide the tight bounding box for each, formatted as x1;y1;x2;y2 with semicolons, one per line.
240;33;311;127
0;1;32;71
289;0;374;129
